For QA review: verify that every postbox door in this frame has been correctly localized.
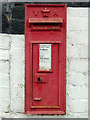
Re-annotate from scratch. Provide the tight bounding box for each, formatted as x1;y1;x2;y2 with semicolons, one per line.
32;43;59;108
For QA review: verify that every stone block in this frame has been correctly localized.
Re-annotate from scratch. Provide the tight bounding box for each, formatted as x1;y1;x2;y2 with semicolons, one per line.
0;34;10;49
68;18;88;31
0;61;9;75
69;59;88;73
0;49;9;60
10;35;24;48
67;31;88;46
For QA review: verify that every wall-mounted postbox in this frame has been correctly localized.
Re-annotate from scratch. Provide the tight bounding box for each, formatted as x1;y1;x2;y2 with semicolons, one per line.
25;4;67;115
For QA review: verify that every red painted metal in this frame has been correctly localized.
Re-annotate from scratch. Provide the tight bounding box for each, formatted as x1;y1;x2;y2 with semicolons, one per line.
25;4;67;115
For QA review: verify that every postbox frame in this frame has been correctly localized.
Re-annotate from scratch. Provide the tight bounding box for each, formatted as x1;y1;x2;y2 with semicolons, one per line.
25;4;67;115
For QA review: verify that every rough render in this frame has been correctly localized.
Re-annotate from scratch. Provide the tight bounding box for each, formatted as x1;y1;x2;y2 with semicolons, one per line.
0;8;88;118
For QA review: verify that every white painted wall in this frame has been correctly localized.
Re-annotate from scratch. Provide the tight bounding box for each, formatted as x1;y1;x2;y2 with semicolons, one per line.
0;7;88;118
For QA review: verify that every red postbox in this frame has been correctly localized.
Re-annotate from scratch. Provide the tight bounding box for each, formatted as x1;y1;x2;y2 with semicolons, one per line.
25;4;67;115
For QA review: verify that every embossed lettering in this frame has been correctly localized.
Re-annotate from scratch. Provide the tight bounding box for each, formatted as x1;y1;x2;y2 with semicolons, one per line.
53;10;58;16
33;11;39;16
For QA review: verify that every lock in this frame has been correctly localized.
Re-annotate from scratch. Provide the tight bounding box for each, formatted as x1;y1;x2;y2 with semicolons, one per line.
35;74;47;83
37;77;41;82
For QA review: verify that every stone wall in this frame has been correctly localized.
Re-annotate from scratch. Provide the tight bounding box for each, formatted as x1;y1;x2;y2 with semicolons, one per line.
0;7;88;118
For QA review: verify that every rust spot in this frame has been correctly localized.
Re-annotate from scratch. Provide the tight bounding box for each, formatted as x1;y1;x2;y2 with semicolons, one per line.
83;72;87;76
19;84;23;88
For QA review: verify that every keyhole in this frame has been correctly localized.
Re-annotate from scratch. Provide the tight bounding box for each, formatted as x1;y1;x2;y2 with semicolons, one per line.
37;77;41;82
